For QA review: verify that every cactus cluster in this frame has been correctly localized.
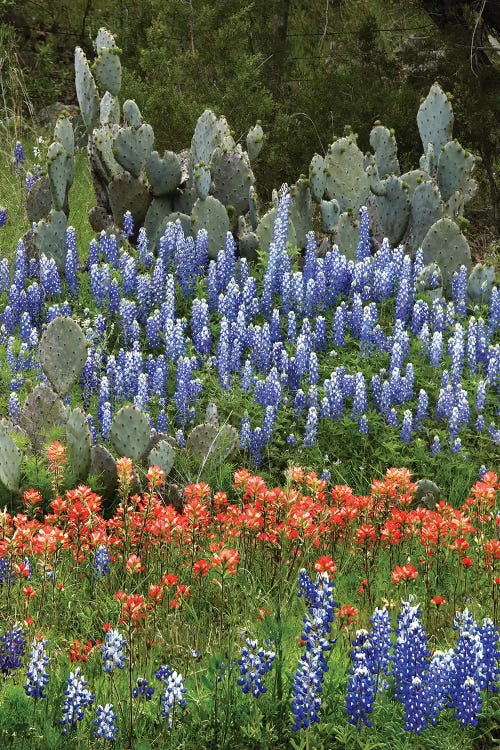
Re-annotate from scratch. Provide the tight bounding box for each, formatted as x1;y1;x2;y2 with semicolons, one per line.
74;29;264;259
26;115;76;269
0;315;239;501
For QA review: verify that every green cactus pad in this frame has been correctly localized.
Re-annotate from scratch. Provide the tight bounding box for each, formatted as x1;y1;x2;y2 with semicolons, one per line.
74;47;100;134
144;197;174;248
20;384;66;451
123;99;142;128
437;140;474;203
47;141;71;212
191;109;219;166
370;124;400;178
100;91;120;125
191;196;230;259
93;47;122;96
108;172;152;228
54;115;75;156
333;212;359;260
95;27;116;52
414;478;440;509
39;316;88;397
66;408;91;481
148;440;176;476
320;198;340;232
26;175;52;224
186;422;238;466
90;443;117;498
205;402;219;427
110;404;151;461
374;175;410;246
324;136;369;213
34;209;68;270
309;154;327;203
93;126;123;179
467;263;496;306
410;181;442;252
248;185;258;231
290;178;313;249
417;83;453;156
400;169;432;198
238;232;259;261
146;150;182;196
0;423;21;494
444;189;465;220
256;205;296;253
113;124;154;178
246;122;264;162
216;116;235;150
421;218;471;297
193;162;212;200
211;147;254;217
419;142;436;176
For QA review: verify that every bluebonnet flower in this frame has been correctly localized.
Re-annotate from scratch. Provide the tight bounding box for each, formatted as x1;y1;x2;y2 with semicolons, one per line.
478;619;499;692
93;546;111;578
346;653;376;730
94;703;118;741
0;558;16;587
0;207;7;227
8;392;20;423
24;639;49;699
452;265;468;316
102;629;126;673
356;206;371;261
0;625;26;674
451;609;483;727
39;255;62;297
60;668;95;732
123;210;134;238
291;571;337;731
133;677;154;700
237;638;275;698
13;141;25;167
155;665;187;728
303;406;318;448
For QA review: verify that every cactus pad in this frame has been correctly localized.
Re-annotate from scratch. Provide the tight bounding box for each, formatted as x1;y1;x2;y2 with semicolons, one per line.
333;212;359;260
34;209;68;270
324;136;369;213
146;150;182;196
211;147;254;217
437;140;474;203
47;141;72;212
66;408;91;481
191;109;219;166
186;422;238;466
410;181;442;252
100;91;120;125
20;384;66;451
204;402;219;427
0;424;21;494
417;83;453;156
108;172;152;228
74;47;100;134
309;154;327;202
290;177;313;249
54;115;75;156
421;218;471;297
110;404;151;461
374;176;410;247
93;47;122;96
123;99;142;128
26;175;52;224
95;28;116;51
246;122;264;162
39;316;88;397
414;478;440;509
144;197;174;248
256;205;296;253
193;162;212;200
320;198;340;232
148;439;176;476
370;124;400;178
467;263;496;306
113;124;154;177
90;443;117;498
191;196;230;259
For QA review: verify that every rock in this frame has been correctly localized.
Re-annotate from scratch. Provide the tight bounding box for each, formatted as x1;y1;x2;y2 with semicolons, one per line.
36;102;87;149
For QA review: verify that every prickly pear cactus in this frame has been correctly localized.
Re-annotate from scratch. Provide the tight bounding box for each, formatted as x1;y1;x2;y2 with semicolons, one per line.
34;209;68;270
145;150;182;197
289;178;313;249
90;443;117;498
108;172;152;228
417;83;454;157
75;47;100;134
421;218;471;297
320;198;340;232
333;212;359;260
414;478;440;509
410;181;442;252
369;124;400;178
113;124;154;178
66;408;92;481
191;109;220;166
0;423;21;494
47;141;72;212
309;154;327;203
437;140;474;203
20;384;66;451
324;136;370;213
26;176;52;224
148;440;176;476
100;90;120;125
109;404;151;462
204;402;219;428
211;147;254;218
39;316;88;397
186;422;238;467
93;46;122;96
416;263;443;299
191;196;230;259
123;99;142;128
467;263;496;306
256;205;296;253
246;122;264;163
373;175;410;247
